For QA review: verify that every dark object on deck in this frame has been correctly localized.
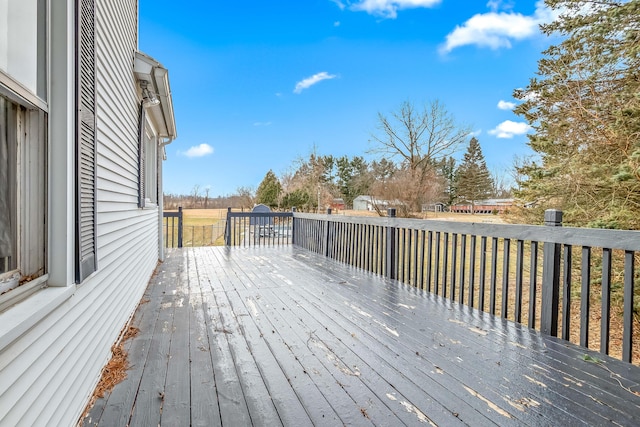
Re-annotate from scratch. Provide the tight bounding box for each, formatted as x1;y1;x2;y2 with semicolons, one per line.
249;204;273;226
225;207;294;247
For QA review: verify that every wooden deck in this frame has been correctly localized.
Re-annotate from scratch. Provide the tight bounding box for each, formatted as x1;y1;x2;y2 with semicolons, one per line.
82;246;640;426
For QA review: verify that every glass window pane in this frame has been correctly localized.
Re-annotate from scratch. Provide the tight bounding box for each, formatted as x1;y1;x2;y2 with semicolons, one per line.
0;0;46;99
0;95;15;273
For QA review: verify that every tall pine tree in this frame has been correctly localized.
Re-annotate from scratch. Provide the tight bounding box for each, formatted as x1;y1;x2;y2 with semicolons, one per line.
455;137;493;213
436;156;457;206
255;170;282;209
514;0;640;228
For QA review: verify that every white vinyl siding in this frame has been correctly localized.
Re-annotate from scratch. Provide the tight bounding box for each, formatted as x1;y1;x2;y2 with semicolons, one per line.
0;1;163;425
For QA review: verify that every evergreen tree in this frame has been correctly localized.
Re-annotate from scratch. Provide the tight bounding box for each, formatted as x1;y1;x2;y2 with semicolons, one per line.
455;138;493;213
514;0;640;228
436;156;457;206
255;170;282;209
336;156;372;207
281;189;310;211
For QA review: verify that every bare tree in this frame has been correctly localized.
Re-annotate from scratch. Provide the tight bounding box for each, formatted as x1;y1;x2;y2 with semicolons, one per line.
191;184;200;209
368;100;470;214
235;186;255;209
490;168;513;199
370;167;444;217
369;100;471;171
203;186;211;209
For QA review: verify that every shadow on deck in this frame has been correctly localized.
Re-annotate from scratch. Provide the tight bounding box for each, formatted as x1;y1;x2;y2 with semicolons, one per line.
82;246;640;426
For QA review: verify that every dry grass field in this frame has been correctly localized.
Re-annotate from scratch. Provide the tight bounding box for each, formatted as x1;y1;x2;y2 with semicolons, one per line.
163;208;230;247
338;209;506;223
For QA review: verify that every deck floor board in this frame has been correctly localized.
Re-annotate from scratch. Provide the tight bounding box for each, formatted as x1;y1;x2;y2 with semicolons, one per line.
83;246;640;426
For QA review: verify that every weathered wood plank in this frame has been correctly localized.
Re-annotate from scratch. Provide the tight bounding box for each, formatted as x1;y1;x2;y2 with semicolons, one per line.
200;249;283;426
245;251;492;426
127;274;177;426
196;252;253;426
222;288;313;425
86;247;640;427
185;249;222;427
161;251;192;426
213;251;343;425
85;252;174;427
278;249;620;425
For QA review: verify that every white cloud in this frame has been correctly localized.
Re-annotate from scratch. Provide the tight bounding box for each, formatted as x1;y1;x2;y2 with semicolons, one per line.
294;72;337;94
440;1;557;53
489;120;531;138
331;0;346;10
183;143;214;158
470;129;482;137
497;100;516;110
335;0;441;19
334;21;341;27
486;0;514;13
253;121;272;126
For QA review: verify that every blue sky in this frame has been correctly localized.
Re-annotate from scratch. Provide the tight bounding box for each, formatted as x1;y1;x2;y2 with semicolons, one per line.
139;0;554;197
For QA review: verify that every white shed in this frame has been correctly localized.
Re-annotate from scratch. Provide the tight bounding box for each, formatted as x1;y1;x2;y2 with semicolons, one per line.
0;1;176;425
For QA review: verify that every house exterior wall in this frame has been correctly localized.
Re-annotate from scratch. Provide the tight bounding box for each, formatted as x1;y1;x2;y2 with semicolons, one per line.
0;1;165;425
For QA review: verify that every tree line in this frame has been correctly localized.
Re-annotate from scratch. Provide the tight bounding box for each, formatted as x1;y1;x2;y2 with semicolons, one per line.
254;128;508;217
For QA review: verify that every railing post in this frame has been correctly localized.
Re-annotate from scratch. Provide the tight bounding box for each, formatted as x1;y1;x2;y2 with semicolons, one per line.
541;209;562;336
175;206;183;248
324;208;332;256
291;207;296;246
386;208;397;280
224;207;231;246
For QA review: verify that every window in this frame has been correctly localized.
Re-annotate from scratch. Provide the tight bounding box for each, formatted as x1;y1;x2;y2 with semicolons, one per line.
0;97;16;278
0;0;47;298
0;0;47;100
137;103;159;208
0;93;47;295
144;128;158;206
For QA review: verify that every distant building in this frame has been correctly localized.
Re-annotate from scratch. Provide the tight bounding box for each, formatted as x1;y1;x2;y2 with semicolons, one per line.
450;198;514;214
353;195;388;211
422;202;446;213
330;198;345;211
353;195;406;212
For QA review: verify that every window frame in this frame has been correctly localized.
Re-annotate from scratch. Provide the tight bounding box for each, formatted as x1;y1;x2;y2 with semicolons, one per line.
144;125;158;207
0;91;48;298
137;102;159;209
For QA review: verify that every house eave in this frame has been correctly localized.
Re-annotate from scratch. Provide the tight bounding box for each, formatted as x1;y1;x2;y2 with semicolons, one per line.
134;51;177;143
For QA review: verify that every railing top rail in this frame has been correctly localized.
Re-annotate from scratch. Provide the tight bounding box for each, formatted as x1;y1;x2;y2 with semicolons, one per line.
292;212;640;252
228;212;293;218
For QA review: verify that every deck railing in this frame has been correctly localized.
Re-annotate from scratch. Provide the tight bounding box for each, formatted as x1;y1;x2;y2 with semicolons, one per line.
163;207;231;247
225;208;294;247
162;207;183;248
293;209;640;363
